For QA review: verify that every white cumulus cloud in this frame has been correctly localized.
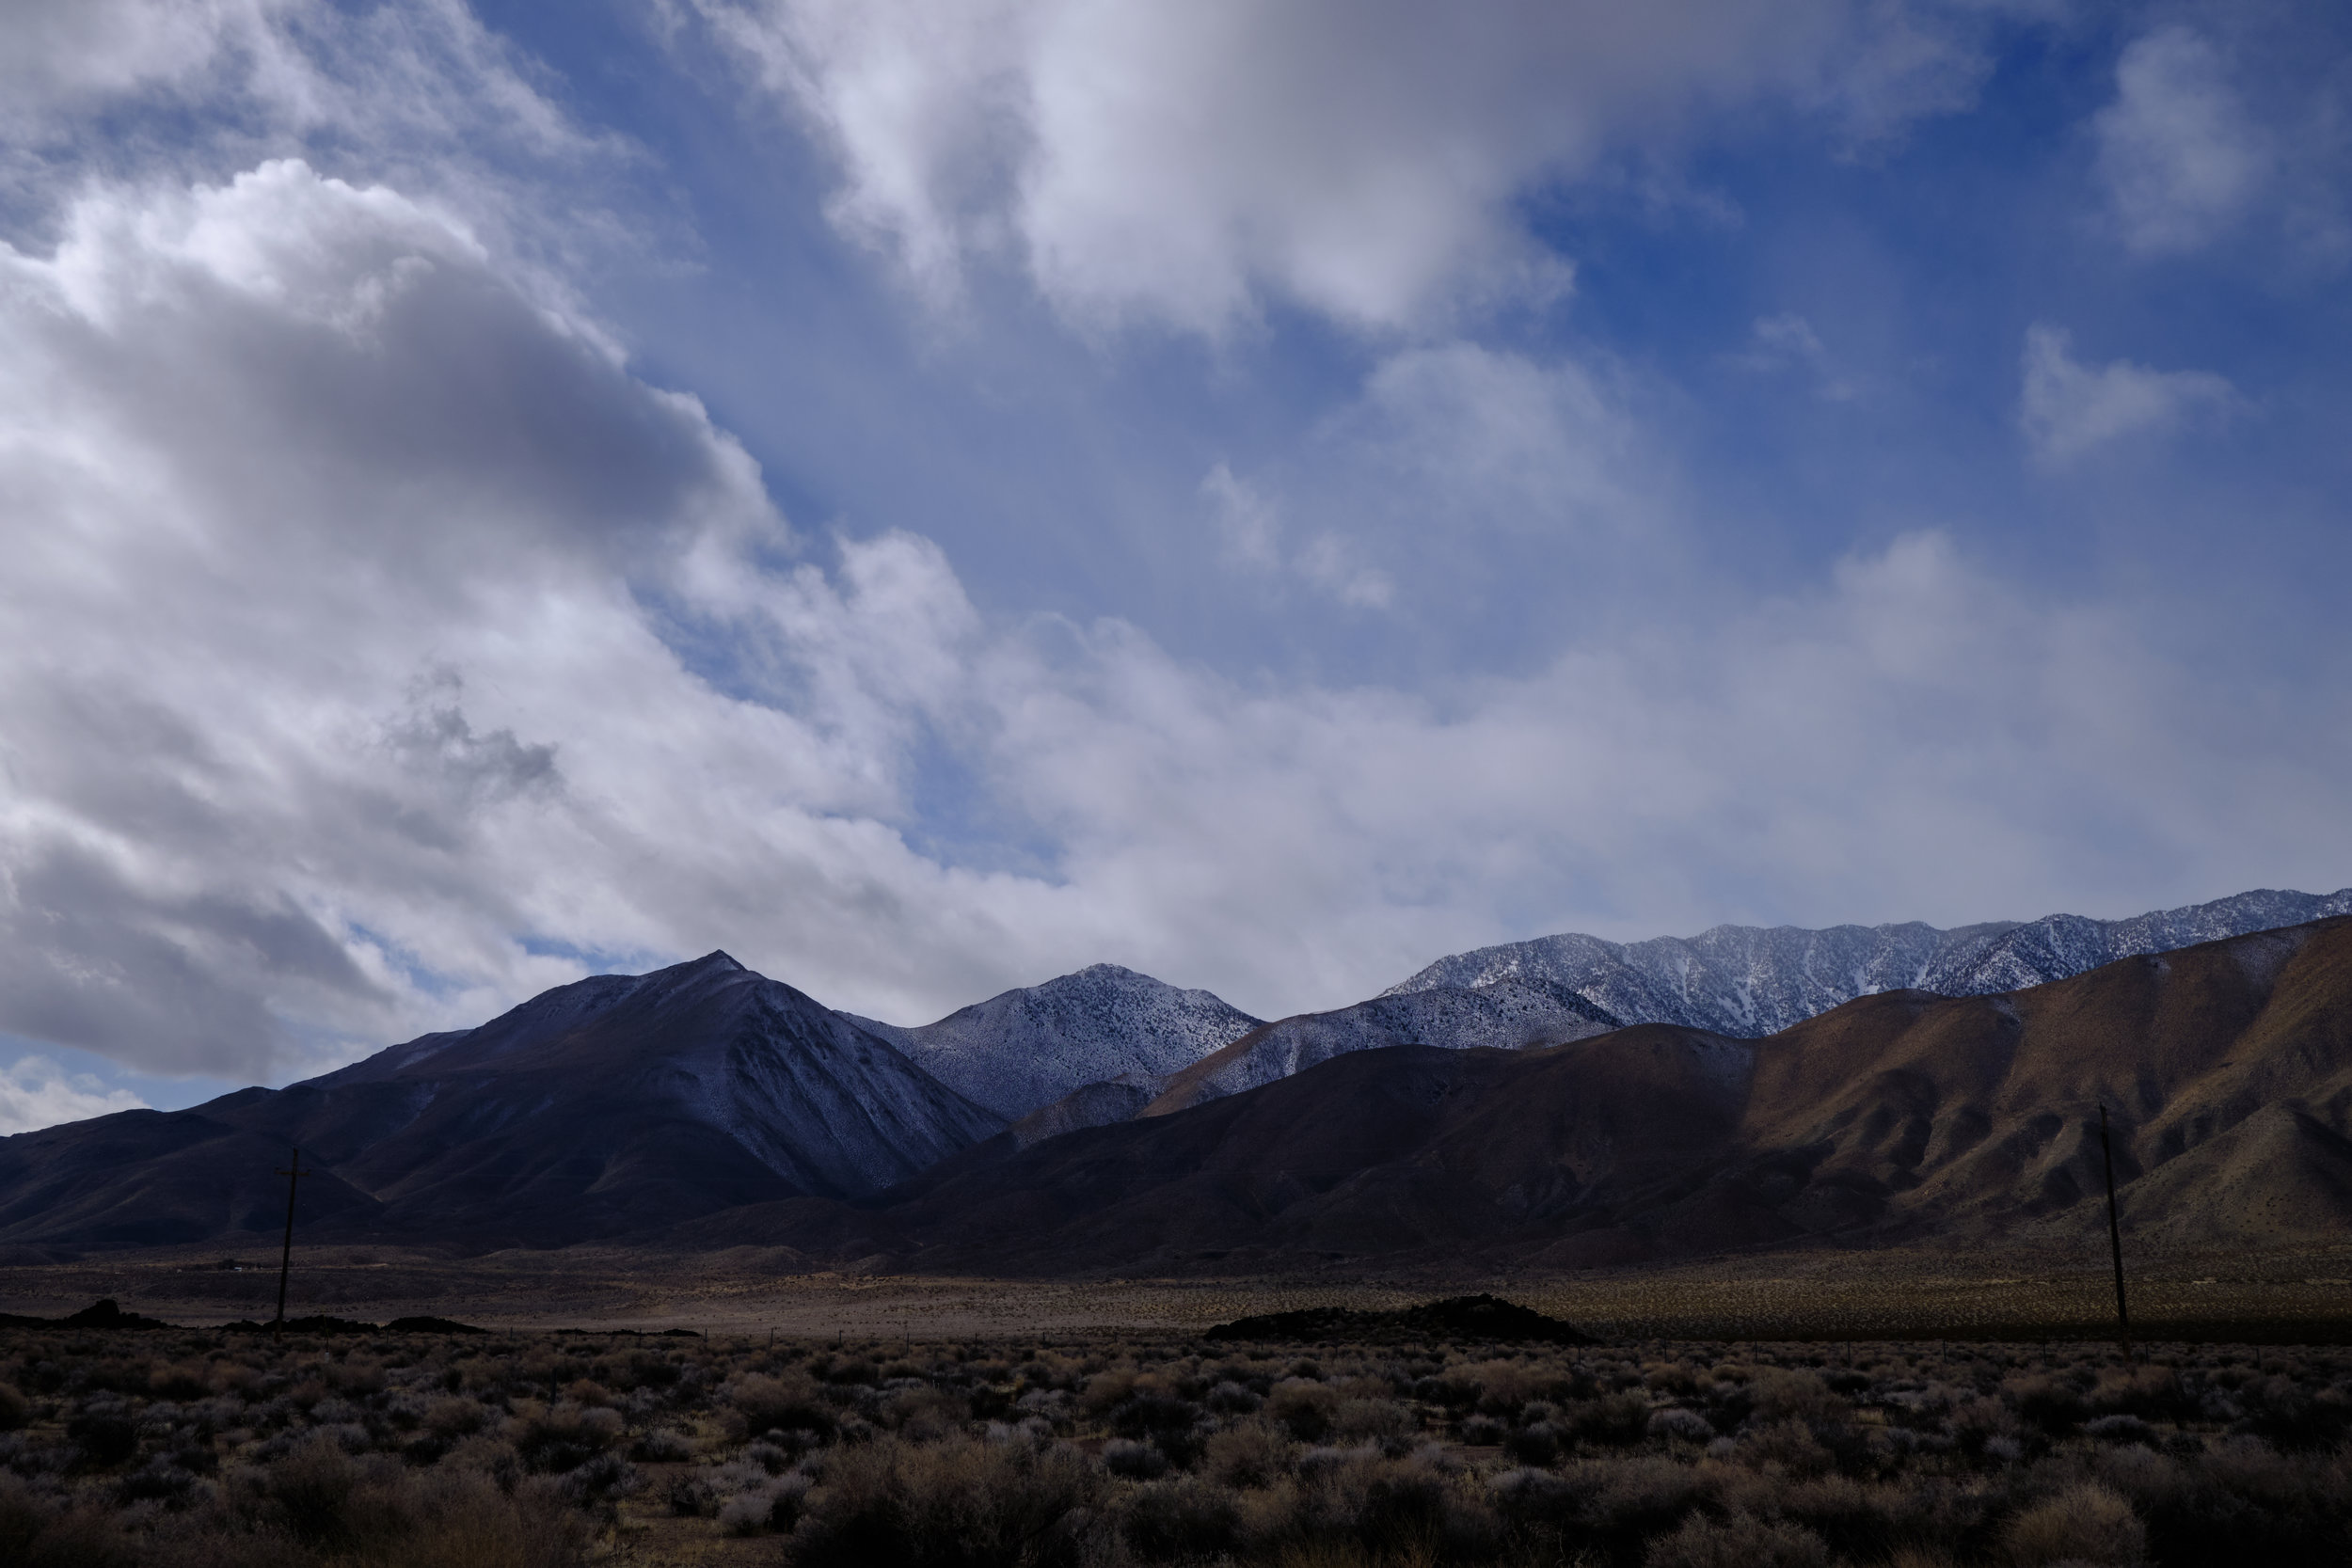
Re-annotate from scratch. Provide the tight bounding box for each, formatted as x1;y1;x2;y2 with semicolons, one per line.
2093;26;2270;256
0;1054;149;1136
2019;323;2240;464
690;0;2010;332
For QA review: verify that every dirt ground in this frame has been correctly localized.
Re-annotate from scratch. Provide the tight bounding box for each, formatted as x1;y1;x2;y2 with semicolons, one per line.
4;1240;2350;1343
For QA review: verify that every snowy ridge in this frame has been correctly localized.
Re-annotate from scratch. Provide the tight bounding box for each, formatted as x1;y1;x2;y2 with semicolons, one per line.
1142;979;1621;1116
850;963;1261;1120
1381;887;2352;1038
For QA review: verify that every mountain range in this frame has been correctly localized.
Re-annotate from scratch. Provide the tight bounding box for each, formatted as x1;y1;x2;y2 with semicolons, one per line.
1010;886;2352;1134
688;912;2352;1274
0;886;2346;1263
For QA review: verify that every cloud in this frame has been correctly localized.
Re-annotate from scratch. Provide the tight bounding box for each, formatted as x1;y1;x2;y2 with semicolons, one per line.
0;1;293;131
2093;26;2269;256
0;0;621;297
1729;312;1858;401
1200;463;1392;609
0;1054;149;1137
689;0;2010;332
2019;323;2240;464
1;160;2344;1113
3;8;2347;1140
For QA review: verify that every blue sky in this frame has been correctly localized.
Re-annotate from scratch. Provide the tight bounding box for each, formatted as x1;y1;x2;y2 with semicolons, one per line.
1;0;2347;1131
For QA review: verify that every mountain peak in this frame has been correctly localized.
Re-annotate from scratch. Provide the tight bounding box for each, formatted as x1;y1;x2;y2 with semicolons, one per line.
862;963;1262;1121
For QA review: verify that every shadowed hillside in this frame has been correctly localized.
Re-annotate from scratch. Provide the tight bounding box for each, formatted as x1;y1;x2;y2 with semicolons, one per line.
0;954;1000;1252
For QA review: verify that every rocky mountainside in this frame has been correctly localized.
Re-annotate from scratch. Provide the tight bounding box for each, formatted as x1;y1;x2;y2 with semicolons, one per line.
849;963;1260;1119
1015;888;2352;1136
0;953;1001;1252
1385;886;2352;1037
697;914;2352;1274
1135;979;1620;1118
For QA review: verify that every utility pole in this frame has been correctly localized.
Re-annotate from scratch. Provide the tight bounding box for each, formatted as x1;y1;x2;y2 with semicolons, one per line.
273;1148;312;1333
2098;1106;2132;1365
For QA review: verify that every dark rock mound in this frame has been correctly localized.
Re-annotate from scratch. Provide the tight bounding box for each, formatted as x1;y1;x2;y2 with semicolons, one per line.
386;1315;488;1334
219;1313;485;1335
0;1298;178;1331
1204;1293;1595;1345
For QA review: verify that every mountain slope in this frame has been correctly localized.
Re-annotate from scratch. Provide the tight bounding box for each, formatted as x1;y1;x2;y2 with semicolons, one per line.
1384;886;2352;1037
702;915;2352;1273
850;964;1260;1120
1137;979;1621;1117
0;953;1002;1252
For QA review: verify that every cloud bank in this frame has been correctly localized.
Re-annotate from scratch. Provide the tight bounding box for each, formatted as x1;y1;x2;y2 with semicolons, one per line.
0;1;2345;1124
6;157;2344;1087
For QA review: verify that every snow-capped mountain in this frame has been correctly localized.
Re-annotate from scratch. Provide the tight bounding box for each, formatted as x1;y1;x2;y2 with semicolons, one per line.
1010;885;2352;1136
1136;978;1621;1117
850;963;1261;1120
1381;886;2352;1037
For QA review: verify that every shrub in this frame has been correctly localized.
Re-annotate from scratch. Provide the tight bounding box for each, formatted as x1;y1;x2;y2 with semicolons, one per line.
1748;1370;1845;1427
2090;1366;2193;1423
786;1435;1103;1568
2084;1414;2155;1445
1645;1512;1830;1568
732;1371;839;1443
65;1409;138;1470
422;1396;487;1440
1118;1475;1243;1562
1564;1392;1653;1449
1649;1408;1717;1445
1457;1415;1506;1446
2005;1376;2090;1435
717;1472;809;1535
0;1384;33;1433
0;1474;56;1559
2005;1481;2144;1566
629;1427;693;1463
1110;1392;1206;1465
1502;1421;1560;1466
1269;1380;1342;1443
1204;1420;1295;1489
556;1449;641;1510
1566;1454;1718;1558
1205;1380;1263;1416
1104;1438;1169;1479
262;1434;365;1547
508;1403;623;1474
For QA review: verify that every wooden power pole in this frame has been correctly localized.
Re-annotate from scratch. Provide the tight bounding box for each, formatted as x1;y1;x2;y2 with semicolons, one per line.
273;1148;312;1332
2098;1106;2132;1365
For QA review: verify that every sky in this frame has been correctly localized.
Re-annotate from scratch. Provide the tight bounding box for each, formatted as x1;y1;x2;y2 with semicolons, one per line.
2;0;2348;1132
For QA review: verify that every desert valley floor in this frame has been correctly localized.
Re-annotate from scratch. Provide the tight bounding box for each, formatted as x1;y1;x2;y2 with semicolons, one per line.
6;1243;2351;1344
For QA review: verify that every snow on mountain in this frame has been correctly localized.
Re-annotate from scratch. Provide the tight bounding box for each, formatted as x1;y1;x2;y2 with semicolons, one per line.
1136;978;1622;1117
849;963;1262;1120
1381;887;2352;1037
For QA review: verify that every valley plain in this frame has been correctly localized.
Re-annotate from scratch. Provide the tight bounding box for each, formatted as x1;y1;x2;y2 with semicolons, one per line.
5;1240;2350;1345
